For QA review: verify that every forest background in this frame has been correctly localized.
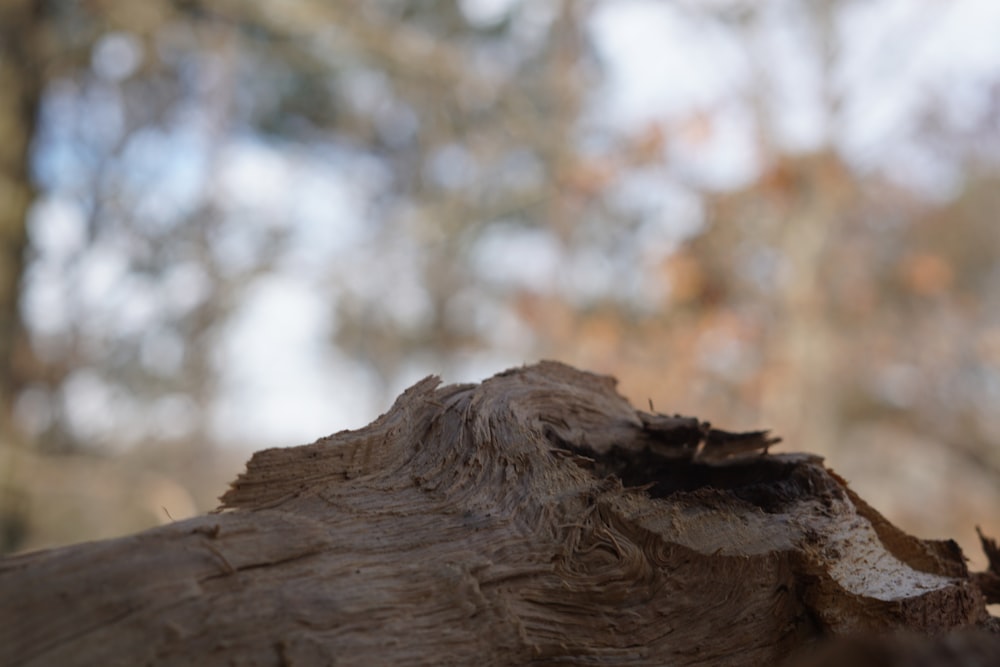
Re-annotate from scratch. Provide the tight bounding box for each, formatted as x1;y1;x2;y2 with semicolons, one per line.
2;0;1000;571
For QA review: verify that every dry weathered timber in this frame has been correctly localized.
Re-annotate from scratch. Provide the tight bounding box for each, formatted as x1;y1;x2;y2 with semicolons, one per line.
1;361;998;666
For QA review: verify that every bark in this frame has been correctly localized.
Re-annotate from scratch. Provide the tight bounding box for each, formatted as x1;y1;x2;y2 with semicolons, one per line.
1;361;998;666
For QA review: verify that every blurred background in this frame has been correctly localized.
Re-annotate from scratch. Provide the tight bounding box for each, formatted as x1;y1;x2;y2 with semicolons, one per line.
2;0;1000;568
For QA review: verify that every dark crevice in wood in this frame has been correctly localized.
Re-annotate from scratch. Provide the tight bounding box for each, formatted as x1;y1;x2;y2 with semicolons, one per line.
548;432;835;514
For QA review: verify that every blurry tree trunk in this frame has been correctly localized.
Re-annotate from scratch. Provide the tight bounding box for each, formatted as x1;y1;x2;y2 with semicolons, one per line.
764;153;848;459
0;0;43;436
0;0;45;554
1;362;998;666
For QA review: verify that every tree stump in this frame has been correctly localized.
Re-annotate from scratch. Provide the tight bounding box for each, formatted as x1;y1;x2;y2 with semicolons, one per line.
2;361;998;665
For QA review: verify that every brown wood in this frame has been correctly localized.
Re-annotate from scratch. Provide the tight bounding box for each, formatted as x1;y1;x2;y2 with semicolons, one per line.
1;361;998;665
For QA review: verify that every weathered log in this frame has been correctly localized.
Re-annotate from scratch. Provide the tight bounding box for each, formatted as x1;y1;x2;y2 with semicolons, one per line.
1;361;998;665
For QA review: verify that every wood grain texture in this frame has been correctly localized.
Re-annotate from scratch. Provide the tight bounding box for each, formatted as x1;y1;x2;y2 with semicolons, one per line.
1;361;997;665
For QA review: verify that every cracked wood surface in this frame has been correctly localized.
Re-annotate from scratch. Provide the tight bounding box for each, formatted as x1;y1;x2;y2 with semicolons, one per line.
1;361;997;666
